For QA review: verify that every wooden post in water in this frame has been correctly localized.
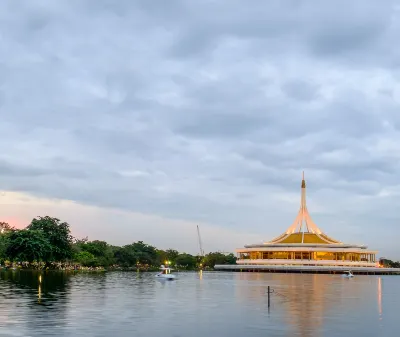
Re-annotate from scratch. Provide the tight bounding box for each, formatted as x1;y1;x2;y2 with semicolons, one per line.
267;286;271;308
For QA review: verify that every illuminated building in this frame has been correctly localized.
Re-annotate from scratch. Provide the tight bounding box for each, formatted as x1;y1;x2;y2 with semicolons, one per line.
229;173;381;270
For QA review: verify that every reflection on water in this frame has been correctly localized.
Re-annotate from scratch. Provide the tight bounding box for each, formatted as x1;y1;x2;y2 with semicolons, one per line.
378;277;382;318
0;270;398;337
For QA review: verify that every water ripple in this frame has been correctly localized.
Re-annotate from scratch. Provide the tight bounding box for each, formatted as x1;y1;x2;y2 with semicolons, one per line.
0;270;398;336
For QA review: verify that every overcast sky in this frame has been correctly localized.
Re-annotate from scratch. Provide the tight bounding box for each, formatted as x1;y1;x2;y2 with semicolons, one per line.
1;0;400;257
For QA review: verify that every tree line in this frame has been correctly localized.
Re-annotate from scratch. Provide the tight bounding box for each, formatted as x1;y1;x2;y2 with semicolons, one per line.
379;258;400;268
0;217;236;270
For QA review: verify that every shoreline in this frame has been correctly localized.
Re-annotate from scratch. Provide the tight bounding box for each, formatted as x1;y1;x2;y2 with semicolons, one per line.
214;264;400;275
0;266;205;273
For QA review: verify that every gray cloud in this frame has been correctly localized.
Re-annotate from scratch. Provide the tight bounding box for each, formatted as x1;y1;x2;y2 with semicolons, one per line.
282;79;320;101
1;0;400;257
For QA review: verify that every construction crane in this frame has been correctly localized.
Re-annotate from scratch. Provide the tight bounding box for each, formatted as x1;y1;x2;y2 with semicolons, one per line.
197;225;204;256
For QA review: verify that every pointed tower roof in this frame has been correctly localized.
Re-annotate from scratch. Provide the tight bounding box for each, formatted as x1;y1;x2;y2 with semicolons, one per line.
267;172;341;245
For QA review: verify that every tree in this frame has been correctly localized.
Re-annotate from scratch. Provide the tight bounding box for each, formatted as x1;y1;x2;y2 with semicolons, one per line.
71;239;116;267
130;241;158;265
0;222;14;261
74;236;88;244
196;255;204;266
224;253;237;264
114;246;138;268
74;251;96;267
28;216;73;261
203;252;237;268
83;240;108;256
156;249;168;265
82;240;115;266
1;215;239;270
175;253;197;269
0;231;11;262
0;221;14;233
6;229;52;262
380;258;400;268
114;241;158;267
165;249;179;264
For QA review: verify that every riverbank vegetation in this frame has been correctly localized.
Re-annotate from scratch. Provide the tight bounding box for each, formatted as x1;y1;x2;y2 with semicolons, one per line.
379;258;400;268
0;217;236;271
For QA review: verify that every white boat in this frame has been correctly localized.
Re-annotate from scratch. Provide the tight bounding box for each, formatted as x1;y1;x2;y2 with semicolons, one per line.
155;265;176;281
342;270;354;278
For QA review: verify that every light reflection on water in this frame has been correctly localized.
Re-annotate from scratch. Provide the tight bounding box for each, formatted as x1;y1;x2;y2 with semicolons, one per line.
0;270;398;337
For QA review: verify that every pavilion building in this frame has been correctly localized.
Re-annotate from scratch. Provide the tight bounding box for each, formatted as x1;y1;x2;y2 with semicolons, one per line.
233;173;378;269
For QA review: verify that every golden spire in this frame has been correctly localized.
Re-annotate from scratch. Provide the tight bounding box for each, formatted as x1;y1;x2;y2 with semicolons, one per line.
268;172;342;244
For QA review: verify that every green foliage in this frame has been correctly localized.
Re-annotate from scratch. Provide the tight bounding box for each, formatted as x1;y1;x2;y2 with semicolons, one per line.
0;233;10;262
1;216;73;264
224;253;237;264
114;241;158;267
114;246;137;268
380;258;400;268
156;249;167;265
1;222;15;262
203;252;237;268
72;240;116;267
165;249;179;263
175;253;197;269
82;240;108;256
74;251;96;267
28;216;73;261
0;221;14;233
0;237;6;261
6;229;52;262
0;216;240;271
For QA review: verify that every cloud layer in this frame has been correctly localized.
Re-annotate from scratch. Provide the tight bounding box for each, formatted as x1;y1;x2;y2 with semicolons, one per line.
1;0;400;256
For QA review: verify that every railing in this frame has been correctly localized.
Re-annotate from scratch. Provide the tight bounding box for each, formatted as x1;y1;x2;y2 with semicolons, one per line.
236;259;376;267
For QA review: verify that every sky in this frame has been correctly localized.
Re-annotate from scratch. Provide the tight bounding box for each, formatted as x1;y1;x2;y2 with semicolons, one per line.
1;0;400;258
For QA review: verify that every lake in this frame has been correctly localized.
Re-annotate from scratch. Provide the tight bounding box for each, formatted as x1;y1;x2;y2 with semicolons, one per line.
0;270;398;337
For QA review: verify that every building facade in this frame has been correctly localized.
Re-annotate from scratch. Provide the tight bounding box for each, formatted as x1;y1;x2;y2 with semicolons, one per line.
235;173;378;268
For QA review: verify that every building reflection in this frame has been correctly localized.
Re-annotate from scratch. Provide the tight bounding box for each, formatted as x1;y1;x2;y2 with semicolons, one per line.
281;274;326;337
377;277;382;318
234;272;377;337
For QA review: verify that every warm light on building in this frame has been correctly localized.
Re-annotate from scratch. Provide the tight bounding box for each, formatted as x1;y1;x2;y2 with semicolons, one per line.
235;173;378;268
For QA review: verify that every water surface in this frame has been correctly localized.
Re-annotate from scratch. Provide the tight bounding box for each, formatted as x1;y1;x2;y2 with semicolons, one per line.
0;270;397;337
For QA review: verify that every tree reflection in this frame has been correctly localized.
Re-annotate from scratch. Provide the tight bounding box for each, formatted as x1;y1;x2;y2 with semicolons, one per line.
0;269;75;334
1;269;72;306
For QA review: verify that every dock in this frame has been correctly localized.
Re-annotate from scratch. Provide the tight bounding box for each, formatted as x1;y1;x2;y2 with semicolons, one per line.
214;264;400;275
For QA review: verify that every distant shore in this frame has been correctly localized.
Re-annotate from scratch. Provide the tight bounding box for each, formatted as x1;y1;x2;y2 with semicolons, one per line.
1;217;235;271
0;265;213;273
